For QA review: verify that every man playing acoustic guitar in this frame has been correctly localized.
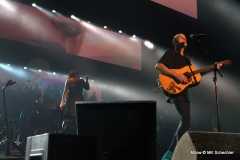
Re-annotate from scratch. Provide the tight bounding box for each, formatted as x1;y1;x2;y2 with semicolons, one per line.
155;33;223;160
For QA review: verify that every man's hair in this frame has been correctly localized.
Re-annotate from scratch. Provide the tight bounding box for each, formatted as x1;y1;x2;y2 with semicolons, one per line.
172;34;179;46
68;70;79;78
172;33;184;46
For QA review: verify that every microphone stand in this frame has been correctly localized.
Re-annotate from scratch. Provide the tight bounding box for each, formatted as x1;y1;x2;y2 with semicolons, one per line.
194;36;223;132
197;37;209;55
213;66;223;132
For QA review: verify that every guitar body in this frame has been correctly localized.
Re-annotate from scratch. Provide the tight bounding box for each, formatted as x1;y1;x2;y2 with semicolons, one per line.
159;65;202;94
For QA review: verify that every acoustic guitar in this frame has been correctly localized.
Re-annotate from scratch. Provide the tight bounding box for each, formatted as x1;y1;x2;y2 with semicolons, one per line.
159;60;232;94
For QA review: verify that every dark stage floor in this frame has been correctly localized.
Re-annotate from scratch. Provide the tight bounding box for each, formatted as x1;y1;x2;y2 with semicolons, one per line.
0;149;24;160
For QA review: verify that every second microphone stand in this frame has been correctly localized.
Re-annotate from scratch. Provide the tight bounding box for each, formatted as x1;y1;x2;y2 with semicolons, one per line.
0;80;25;156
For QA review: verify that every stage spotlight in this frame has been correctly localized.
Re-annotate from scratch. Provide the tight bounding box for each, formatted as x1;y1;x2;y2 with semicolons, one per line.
91;80;94;82
104;26;107;29
52;10;56;13
7;64;10;66
53;72;56;75
24;67;27;69
130;35;139;42
32;3;36;7
38;70;41;72
144;40;154;49
119;30;122;33
71;15;81;21
0;0;16;12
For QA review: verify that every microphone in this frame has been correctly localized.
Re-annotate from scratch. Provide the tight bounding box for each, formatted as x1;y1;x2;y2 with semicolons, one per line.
190;34;207;38
2;80;16;89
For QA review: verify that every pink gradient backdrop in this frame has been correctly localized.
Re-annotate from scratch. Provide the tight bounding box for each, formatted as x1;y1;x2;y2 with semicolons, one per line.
152;0;197;18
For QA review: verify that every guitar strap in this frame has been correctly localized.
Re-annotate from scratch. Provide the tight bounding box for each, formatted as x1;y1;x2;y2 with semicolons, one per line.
185;57;197;83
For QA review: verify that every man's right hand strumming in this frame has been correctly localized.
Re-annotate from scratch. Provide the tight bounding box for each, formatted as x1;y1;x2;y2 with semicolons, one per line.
174;73;188;84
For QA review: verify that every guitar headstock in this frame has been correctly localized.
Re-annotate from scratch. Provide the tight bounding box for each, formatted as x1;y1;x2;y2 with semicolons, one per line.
220;60;232;67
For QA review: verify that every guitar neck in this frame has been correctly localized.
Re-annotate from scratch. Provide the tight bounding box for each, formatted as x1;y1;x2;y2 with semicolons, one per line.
192;64;215;75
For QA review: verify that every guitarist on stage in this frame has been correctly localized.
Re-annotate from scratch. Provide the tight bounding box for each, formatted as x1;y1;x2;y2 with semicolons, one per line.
155;33;222;160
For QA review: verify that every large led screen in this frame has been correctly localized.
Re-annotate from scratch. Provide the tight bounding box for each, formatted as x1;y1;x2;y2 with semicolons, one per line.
0;1;142;70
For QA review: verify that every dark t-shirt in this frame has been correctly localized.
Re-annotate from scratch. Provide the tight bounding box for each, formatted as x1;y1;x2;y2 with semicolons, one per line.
63;79;90;117
158;50;191;69
158;50;191;103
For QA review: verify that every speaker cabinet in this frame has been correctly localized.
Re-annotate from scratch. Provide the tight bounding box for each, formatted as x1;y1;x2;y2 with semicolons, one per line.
172;131;240;160
25;133;98;160
75;101;156;160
